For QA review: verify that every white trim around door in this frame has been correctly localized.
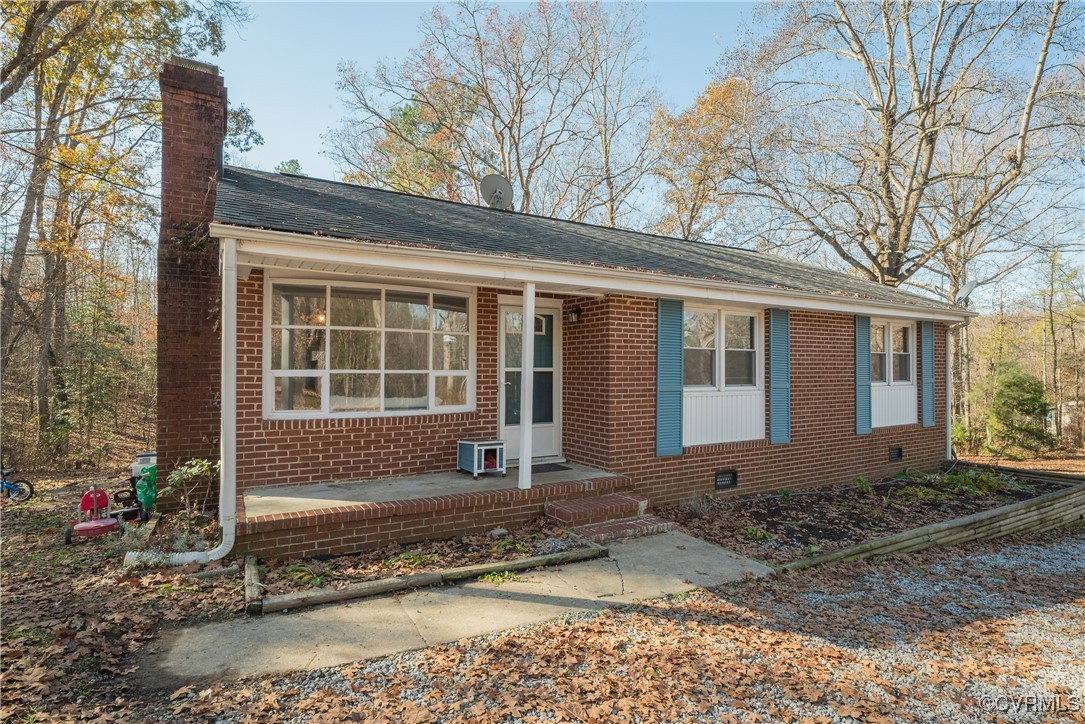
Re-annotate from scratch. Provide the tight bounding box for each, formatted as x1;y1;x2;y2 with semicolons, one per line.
498;298;563;461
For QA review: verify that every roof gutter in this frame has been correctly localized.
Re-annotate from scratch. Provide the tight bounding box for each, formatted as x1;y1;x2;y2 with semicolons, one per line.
209;223;976;323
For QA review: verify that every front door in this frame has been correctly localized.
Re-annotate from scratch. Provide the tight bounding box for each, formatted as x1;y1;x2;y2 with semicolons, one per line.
499;305;561;461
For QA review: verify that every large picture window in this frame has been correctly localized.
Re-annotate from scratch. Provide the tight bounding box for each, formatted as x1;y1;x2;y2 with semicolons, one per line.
267;281;473;416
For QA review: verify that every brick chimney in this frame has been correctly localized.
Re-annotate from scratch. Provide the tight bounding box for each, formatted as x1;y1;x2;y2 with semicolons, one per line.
157;58;227;508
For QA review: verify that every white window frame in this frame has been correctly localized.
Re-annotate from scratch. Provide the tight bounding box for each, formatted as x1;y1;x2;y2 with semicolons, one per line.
682;307;763;393
870;319;917;428
263;278;476;419
681;307;765;447
870;320;916;388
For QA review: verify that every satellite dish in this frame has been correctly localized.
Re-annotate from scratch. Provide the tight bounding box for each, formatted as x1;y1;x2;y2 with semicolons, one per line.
954;279;979;305
480;174;514;210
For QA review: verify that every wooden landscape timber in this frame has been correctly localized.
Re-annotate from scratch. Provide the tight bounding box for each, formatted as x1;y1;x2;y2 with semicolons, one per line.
783;482;1085;571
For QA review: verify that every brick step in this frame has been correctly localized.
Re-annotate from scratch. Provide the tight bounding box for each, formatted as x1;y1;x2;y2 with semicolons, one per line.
545;493;648;526
572;516;677;545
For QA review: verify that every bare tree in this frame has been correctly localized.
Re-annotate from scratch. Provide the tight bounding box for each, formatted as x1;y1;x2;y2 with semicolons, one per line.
720;0;1083;287
327;1;658;225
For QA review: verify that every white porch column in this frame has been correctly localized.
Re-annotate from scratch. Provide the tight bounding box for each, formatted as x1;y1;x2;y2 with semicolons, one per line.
518;282;536;489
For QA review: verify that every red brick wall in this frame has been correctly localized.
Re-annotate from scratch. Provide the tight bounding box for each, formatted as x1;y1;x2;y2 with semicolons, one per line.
234;273;501;489
561;296;948;508
236;476;630;558
157;62;227;508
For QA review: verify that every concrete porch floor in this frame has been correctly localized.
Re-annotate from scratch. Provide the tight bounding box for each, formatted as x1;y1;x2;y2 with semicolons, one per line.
242;462;617;519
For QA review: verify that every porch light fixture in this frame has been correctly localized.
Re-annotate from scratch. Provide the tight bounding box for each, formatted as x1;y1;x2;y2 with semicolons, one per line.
566;306;583;324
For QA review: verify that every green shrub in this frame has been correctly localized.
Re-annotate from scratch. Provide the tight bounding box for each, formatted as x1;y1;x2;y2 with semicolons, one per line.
978;362;1054;455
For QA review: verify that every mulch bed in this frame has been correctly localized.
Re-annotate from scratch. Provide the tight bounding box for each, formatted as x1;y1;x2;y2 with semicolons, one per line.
657;470;1068;565
261;517;586;596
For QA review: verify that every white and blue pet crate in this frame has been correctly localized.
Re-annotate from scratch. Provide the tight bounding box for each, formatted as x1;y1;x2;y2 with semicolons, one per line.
457;439;507;480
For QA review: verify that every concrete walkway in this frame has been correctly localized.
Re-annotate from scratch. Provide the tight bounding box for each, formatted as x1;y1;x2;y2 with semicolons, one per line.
136;532;772;686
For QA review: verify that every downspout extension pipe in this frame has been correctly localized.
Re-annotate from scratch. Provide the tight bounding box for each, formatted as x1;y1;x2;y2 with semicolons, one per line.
124;238;239;569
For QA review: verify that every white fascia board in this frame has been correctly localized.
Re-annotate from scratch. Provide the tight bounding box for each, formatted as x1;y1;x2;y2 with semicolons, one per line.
210;223;975;323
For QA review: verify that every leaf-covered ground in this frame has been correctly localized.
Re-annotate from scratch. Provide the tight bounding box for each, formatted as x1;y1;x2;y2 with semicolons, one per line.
164;527;1085;722
0;471;245;721
958;451;1085;475
658;469;1067;565
263;519;584;595
3;467;1082;721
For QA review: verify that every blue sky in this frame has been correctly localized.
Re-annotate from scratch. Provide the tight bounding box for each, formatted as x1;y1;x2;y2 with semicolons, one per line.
208;2;753;179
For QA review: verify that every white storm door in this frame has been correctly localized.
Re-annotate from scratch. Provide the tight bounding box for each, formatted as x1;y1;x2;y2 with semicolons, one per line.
499;305;561;461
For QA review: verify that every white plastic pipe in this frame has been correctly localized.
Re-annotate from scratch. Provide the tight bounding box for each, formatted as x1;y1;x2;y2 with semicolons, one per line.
125;238;239;568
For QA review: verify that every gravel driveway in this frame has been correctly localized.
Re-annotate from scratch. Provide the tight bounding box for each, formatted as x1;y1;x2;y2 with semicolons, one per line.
168;528;1085;722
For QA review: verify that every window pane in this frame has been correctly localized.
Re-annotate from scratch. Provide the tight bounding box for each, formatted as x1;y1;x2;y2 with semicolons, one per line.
330;374;379;412
504;371;521;425
871;353;887;383
433;295;469;332
683;311;716;348
273;376;321;411
870;323;886;353
271;285;325;326
330;330;380;370
271;328;325;370
684;349;715;386
893;353;911;382
435;375;467;407
725;315;754;350
386;291;429;330
331;288;380;327
533;371;554;423
386;331;429;370
433;333;468;370
385;373;428;410
892;326;910;353
725;350;755;386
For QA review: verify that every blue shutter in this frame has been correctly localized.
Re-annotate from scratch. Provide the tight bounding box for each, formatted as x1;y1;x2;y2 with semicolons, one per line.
921;321;935;427
768;308;791;444
855;316;872;435
656;299;684;456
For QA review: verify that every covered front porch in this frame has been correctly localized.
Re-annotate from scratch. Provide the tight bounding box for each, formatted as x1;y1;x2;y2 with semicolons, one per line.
235;464;633;559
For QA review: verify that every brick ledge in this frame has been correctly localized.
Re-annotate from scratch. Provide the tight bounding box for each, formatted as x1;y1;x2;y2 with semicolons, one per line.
238;474;632;535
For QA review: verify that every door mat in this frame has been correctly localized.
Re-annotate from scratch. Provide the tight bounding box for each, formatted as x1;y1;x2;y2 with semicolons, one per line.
531;463;571;474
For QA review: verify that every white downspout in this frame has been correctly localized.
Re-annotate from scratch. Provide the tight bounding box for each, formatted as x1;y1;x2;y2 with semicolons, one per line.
946;324;954;460
125;238;238;567
518;282;536;489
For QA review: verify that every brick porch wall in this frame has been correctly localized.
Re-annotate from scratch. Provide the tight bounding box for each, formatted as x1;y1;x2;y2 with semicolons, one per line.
235;476;630;558
564;296;948;508
234;272;504;489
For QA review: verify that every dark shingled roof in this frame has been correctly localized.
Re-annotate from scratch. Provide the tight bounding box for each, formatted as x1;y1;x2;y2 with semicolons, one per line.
215;166;959;312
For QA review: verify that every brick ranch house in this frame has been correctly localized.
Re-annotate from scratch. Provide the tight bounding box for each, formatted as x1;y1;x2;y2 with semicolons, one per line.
156;59;973;561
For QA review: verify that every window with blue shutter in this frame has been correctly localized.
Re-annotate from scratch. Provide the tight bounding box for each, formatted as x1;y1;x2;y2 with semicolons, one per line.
855;316;872;435
921;321;935;427
768;309;791;444
656;298;684;456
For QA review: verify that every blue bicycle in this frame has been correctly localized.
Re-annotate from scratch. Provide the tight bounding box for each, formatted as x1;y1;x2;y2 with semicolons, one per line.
1;468;34;502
